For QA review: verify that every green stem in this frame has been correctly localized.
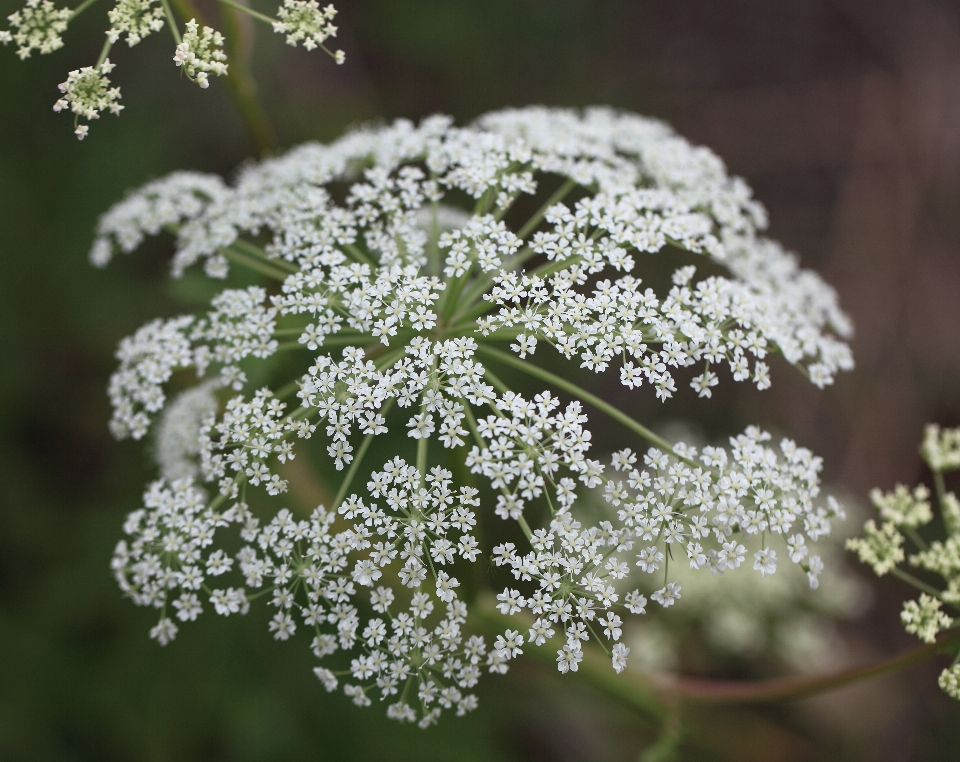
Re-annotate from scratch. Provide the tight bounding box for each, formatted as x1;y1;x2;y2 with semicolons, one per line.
331;435;372;510
159;0;181;43
222;244;290;280
275;335;379;351
478;364;511;396
527;253;583;280
216;0;276;24
450;246;536;321
343;243;375;267
474;343;681;460
450;253;585;329
95;36;112;66
439;271;470;323
891;567;950;601
417;430;428;476
933;470;947;506
231;239;299;273
330;400;393;510
69;0;100;21
516;177;577;241
428;199;440;277
904;526;930;553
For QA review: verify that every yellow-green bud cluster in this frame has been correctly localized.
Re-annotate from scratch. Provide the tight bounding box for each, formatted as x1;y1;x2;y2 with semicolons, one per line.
939;663;960;700
845;520;905;576
922;424;960;472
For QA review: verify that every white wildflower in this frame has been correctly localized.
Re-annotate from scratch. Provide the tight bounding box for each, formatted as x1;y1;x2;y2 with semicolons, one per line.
2;0;70;59
107;0;164;46
273;0;340;56
53;59;123;137
173;19;227;88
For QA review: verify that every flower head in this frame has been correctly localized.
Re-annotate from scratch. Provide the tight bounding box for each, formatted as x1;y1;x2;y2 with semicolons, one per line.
173;19;228;88
2;0;70;59
107;0;165;46
273;0;339;55
53;59;123;138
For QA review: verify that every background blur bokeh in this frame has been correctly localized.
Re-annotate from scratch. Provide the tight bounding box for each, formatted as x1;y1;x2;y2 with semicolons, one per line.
2;1;960;760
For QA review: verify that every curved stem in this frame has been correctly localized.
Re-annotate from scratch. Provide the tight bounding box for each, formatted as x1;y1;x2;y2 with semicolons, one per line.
217;0;275;25
473;594;960;711
231;239;299;272
474;343;681;460
656;626;960;703
69;0;100;21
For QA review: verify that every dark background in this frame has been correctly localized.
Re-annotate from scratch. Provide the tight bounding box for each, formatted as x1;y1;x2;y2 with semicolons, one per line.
2;1;960;759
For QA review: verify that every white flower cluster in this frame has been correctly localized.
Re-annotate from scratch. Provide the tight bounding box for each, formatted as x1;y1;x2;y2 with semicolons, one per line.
273;0;343;61
52;59;123;139
0;0;70;59
111;478;250;646
849;424;960;700
114;463;498;726
97;108;854;723
2;0;342;136
107;0;164;46
173;19;227;89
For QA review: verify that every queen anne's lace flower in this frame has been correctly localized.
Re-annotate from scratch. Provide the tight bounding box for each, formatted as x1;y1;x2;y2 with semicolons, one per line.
273;0;341;58
1;0;70;59
98;107;854;724
107;0;164;46
173;19;228;88
52;58;123;139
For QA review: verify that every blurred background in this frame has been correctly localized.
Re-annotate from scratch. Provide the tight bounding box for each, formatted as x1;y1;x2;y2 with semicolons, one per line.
2;0;960;759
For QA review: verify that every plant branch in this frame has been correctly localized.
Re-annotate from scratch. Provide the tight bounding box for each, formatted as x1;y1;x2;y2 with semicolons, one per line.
655;626;960;704
222;244;291;280
516;177;577;241
472;594;960;712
